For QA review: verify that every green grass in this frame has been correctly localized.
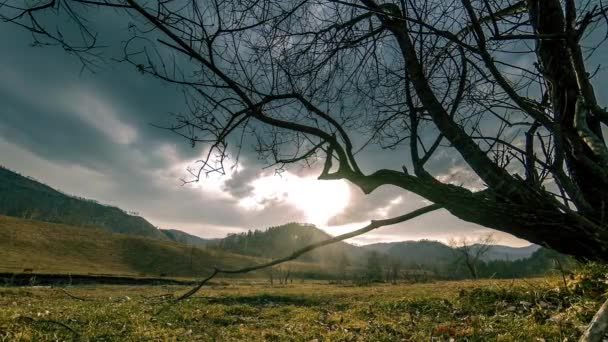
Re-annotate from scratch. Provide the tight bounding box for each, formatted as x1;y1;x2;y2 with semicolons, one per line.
1;278;604;341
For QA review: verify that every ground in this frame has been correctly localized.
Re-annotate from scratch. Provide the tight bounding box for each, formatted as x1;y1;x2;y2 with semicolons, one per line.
0;278;603;341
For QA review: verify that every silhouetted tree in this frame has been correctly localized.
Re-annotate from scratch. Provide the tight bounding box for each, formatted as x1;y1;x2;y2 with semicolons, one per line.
3;0;608;262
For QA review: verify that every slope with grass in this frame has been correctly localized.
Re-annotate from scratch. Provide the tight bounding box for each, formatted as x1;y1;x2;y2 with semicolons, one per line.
0;215;264;278
0;216;346;280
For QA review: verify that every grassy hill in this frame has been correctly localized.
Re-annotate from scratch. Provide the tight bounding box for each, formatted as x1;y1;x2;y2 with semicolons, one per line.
0;166;167;240
0;215;345;279
0;215;265;277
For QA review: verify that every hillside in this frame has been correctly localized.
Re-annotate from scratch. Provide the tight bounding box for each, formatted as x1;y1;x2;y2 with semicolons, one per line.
216;223;367;265
162;229;217;246
0;215;260;277
0;166;167;240
0;215;348;279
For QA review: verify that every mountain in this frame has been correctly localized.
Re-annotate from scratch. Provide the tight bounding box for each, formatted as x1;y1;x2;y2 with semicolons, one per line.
475;244;541;261
162;229;218;246
364;240;540;263
364;240;456;266
0;166;167;240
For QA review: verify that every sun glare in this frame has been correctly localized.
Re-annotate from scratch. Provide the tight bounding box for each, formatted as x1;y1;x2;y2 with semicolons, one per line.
237;172;350;225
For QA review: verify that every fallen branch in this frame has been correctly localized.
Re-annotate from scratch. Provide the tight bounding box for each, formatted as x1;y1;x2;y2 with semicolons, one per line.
174;203;442;302
579;297;608;342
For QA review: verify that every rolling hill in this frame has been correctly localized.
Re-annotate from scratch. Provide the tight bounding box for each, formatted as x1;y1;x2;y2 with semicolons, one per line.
0;215;348;279
0;215;259;277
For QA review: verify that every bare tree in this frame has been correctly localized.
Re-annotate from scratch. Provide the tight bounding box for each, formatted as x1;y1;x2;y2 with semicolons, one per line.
2;0;608;262
449;233;496;279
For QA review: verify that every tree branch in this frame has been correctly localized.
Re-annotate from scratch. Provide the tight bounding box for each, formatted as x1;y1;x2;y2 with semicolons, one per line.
174;203;442;301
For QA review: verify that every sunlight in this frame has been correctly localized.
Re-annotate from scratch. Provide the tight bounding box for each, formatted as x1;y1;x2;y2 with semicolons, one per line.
237;172;350;226
287;176;350;225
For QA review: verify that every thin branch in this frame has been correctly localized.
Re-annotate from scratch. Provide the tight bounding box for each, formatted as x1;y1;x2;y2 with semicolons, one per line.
173;203;442;301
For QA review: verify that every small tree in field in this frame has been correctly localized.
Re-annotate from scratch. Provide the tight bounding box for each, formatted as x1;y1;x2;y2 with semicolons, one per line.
450;233;496;279
2;0;608;261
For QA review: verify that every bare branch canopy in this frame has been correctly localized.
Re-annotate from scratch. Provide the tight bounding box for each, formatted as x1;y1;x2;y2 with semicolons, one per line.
2;0;608;261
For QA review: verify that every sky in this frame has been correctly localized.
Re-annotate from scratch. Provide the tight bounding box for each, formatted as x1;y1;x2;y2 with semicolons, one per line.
0;7;572;247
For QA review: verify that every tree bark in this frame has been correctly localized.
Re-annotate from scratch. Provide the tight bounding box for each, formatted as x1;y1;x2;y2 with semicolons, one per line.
579;297;608;342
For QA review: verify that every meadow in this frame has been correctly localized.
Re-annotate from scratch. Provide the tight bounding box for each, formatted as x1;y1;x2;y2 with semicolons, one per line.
1;277;604;341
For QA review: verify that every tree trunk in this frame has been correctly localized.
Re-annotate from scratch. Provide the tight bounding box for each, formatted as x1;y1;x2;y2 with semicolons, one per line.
527;0;608;219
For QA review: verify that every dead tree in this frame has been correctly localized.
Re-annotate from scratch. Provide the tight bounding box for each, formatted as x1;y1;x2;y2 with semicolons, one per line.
450;233;496;279
2;0;608;261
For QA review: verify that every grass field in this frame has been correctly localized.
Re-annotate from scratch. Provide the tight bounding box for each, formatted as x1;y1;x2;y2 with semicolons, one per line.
1;277;604;341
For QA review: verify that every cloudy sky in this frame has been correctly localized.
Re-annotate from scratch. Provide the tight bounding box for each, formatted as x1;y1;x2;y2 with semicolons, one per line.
0;11;544;247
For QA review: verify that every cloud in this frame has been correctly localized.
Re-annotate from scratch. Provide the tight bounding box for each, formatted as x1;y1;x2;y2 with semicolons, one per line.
222;166;268;198
61;88;138;145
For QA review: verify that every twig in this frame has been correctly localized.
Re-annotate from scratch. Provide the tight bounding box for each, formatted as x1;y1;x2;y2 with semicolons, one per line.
59;288;89;301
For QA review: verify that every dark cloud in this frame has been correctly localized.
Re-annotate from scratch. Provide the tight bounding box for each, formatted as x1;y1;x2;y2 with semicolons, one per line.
222;167;268;198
